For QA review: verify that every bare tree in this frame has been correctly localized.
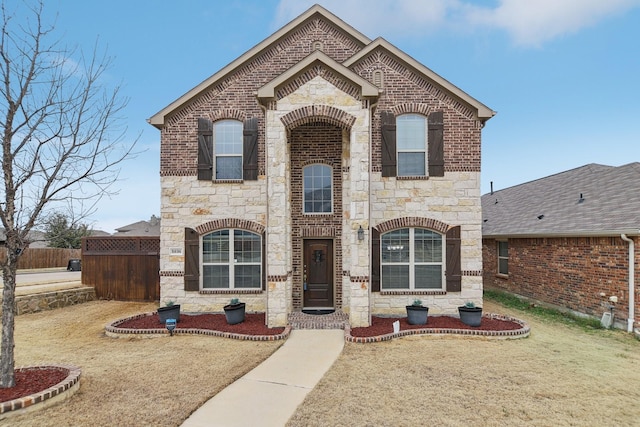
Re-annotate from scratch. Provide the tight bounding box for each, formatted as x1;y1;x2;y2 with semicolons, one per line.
0;0;136;387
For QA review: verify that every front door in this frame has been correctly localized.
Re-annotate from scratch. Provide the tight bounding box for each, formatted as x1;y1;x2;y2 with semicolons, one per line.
303;239;334;308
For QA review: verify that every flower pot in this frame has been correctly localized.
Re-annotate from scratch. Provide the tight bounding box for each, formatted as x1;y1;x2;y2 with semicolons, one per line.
458;306;482;327
406;305;428;325
223;302;246;325
158;304;181;324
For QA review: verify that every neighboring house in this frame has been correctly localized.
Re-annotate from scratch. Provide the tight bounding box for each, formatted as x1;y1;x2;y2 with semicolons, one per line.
482;163;639;333
113;215;161;236
148;5;494;327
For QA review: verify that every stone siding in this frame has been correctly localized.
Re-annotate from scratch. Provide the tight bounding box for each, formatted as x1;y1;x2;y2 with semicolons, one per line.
13;287;96;315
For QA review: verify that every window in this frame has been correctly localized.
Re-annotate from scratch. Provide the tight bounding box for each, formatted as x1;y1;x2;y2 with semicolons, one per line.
381;228;444;290
202;229;261;289
213;120;243;179
303;164;332;213
497;241;508;275
396;114;427;176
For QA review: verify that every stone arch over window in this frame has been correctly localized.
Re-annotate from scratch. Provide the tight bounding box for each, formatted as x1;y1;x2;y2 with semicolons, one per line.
195;218;265;235
280;105;356;131
392;103;431;117
205;109;247;123
374;217;450;235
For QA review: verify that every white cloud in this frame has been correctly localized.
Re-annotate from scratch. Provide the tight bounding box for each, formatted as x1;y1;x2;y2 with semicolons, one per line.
274;0;640;47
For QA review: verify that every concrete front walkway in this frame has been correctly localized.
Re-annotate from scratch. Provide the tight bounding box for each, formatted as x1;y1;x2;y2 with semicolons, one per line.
181;329;345;427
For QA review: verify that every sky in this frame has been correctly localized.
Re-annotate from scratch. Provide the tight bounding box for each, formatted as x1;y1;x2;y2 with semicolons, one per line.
29;0;640;232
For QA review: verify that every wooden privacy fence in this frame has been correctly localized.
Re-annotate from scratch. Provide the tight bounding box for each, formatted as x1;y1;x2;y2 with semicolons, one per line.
0;248;81;270
81;236;160;302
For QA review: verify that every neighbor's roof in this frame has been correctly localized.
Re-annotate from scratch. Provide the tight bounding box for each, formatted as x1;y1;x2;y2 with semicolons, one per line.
482;163;640;238
148;4;495;128
114;216;161;236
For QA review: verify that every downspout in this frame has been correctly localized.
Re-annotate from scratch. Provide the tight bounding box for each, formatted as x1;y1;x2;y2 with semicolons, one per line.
368;97;379;327
620;234;635;333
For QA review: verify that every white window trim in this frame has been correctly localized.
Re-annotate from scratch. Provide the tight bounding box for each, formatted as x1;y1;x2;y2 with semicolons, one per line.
201;229;262;290
213;119;243;180
396;114;428;177
303;163;333;215
381;228;445;290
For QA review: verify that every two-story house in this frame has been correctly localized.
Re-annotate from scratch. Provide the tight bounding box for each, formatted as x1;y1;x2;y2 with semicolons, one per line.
148;4;494;327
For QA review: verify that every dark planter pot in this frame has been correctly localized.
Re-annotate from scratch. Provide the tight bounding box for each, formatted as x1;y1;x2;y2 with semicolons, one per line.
406;305;429;325
158;305;181;324
224;302;246;325
458;306;482;327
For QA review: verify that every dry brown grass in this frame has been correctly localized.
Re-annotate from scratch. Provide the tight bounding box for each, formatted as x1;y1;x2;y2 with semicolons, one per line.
6;301;283;427
287;300;640;427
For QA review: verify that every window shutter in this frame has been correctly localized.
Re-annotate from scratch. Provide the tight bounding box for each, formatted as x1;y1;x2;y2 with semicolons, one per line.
243;117;259;181
445;226;461;292
197;118;213;180
428;111;444;177
380;111;397;177
184;227;200;291
371;227;381;292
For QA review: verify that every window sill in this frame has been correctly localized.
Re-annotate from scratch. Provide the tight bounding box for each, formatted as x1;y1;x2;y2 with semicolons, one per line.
200;289;263;295
380;290;446;295
495;273;509;280
212;179;243;184
397;176;429;180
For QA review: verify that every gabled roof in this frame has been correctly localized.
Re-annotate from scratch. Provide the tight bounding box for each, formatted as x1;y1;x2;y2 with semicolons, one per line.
114;216;161;236
148;4;370;128
344;38;495;122
482;163;640;238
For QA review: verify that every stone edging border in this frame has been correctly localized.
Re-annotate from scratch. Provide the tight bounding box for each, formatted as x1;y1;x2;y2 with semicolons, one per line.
344;313;530;343
0;364;81;420
105;312;291;341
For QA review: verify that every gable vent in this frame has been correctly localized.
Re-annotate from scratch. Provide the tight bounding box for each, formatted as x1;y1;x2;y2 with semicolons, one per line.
373;70;384;88
312;40;323;51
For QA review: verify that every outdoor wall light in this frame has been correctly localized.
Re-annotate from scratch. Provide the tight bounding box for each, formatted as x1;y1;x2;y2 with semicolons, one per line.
165;318;177;336
357;225;364;241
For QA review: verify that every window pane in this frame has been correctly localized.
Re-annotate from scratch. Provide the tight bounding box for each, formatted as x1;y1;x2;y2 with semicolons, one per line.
203;230;229;263
398;152;425;176
498;241;508;257
382;265;409;289
303;164;332;213
414;229;442;262
397;115;426;150
415;265;442;289
203;265;229;288
235;265;261;288
382;229;409;262
216;156;242;179
214;121;242;154
499;258;508;275
234;230;261;263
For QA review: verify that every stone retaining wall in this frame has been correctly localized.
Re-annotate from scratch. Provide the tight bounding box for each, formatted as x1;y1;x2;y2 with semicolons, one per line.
14;287;96;315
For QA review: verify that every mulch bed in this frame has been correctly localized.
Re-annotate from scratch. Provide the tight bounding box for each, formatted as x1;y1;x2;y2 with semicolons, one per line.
0;367;68;403
350;315;523;337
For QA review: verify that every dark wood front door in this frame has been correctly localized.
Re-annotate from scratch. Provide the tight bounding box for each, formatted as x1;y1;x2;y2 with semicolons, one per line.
303;239;334;308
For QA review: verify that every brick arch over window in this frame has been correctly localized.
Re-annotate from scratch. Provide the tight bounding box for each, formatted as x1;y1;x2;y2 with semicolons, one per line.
371;217;461;293
281;105;356;131
391;103;431;117
194;218;265;235
204;109;247;123
374;217;449;235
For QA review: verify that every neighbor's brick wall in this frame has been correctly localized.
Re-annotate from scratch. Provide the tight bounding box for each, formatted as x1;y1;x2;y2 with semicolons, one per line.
483;236;640;327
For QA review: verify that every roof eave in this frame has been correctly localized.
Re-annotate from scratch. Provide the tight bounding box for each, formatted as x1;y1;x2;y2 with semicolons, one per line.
483;229;640;239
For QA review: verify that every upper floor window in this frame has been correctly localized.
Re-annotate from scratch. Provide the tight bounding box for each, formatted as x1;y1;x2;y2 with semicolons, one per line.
202;229;261;289
213;120;243;179
303;164;332;213
381;228;444;290
497;241;508;275
396;114;427;176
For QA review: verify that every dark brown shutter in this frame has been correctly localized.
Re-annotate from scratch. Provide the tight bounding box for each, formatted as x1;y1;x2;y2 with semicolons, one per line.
184;227;200;291
445;226;461;292
428;111;444;177
197;118;213;180
380;111;397;177
371;227;381;292
243;117;259;181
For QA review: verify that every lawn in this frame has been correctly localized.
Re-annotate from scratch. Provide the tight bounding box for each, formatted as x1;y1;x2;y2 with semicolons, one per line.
5;298;640;426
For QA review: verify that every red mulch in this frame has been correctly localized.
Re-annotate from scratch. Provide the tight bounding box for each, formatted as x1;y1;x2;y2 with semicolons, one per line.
117;312;286;336
350;315;523;337
0;367;68;403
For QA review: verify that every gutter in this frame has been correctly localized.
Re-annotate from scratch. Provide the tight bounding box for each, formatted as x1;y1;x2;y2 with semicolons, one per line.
620;234;635;333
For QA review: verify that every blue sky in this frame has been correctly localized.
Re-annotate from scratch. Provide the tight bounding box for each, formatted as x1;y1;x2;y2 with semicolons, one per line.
38;0;640;232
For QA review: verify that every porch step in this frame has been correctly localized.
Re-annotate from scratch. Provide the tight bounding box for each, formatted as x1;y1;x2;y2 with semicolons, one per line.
288;310;349;330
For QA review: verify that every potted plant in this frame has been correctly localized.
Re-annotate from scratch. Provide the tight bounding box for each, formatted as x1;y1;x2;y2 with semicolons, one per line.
458;301;482;327
158;301;181;324
223;298;246;325
406;299;428;325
